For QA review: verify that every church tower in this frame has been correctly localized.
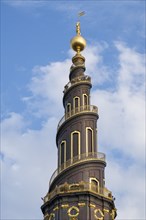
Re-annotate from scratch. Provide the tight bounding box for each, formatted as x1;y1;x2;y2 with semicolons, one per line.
41;21;117;220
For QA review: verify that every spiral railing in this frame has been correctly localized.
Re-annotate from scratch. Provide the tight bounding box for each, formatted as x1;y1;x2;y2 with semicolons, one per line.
64;75;91;93
49;152;105;187
57;105;98;130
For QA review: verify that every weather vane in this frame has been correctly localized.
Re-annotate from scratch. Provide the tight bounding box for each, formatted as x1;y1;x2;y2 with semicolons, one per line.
76;11;85;35
78;11;85;18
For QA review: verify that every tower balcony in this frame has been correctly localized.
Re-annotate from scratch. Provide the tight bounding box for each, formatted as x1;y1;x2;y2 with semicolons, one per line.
57;105;98;130
63;75;91;93
49;152;105;187
43;182;113;203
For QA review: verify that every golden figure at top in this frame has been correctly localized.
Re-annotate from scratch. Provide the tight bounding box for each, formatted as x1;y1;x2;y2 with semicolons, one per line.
76;22;81;35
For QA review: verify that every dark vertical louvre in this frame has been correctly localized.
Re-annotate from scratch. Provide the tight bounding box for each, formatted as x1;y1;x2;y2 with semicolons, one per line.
67;104;70;113
75;97;79;113
75;98;78;108
66;142;70;161
73;133;78;158
61;142;65;164
88;129;92;153
84;95;88;105
67;104;71;118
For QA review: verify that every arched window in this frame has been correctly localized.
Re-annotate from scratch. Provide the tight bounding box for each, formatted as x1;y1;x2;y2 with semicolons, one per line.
71;131;81;163
86;127;94;156
73;96;80;113
60;141;66;169
90;178;99;193
66;103;71;118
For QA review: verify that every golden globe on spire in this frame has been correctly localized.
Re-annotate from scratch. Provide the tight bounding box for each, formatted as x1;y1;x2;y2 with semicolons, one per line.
70;21;86;54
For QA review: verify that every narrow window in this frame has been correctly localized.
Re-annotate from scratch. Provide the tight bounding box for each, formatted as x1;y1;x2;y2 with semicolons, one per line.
61;142;65;164
73;96;80;113
73;133;78;157
83;94;88;107
60;141;66;169
86;127;94;156
66;103;71;118
71;131;80;163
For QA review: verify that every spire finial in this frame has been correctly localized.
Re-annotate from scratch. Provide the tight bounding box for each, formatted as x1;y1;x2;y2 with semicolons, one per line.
76;11;85;35
70;12;86;69
70;12;86;54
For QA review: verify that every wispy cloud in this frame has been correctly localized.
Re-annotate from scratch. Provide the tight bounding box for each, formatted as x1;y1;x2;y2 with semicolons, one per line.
1;112;58;219
93;42;145;160
91;42;145;219
22;58;71;118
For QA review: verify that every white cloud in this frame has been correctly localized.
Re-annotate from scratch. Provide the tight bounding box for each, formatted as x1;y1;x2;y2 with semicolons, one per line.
22;59;71;118
94;42;145;161
115;41;145;92
106;160;145;219
1;113;58;219
83;42;111;85
1;42;145;219
91;42;145;219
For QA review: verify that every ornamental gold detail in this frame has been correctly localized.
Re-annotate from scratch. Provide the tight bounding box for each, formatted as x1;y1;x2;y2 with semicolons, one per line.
110;209;116;220
103;208;109;213
67;206;79;217
94;209;104;220
49;213;55;220
44;213;49;220
78;202;86;207
53;206;59;211
61;204;69;208
89;203;96;208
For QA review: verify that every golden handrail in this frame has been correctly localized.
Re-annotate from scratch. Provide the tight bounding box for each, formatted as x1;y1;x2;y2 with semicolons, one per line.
57;105;98;130
49;152;105;187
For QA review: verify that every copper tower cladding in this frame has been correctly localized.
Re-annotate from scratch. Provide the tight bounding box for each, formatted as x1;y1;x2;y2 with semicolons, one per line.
41;21;117;220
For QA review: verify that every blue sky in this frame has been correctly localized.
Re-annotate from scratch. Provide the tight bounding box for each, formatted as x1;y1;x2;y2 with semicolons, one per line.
1;1;145;219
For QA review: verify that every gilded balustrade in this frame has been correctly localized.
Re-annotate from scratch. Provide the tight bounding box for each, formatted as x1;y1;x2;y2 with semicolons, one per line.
44;182;112;203
64;75;91;93
49;152;105;187
57;105;98;130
